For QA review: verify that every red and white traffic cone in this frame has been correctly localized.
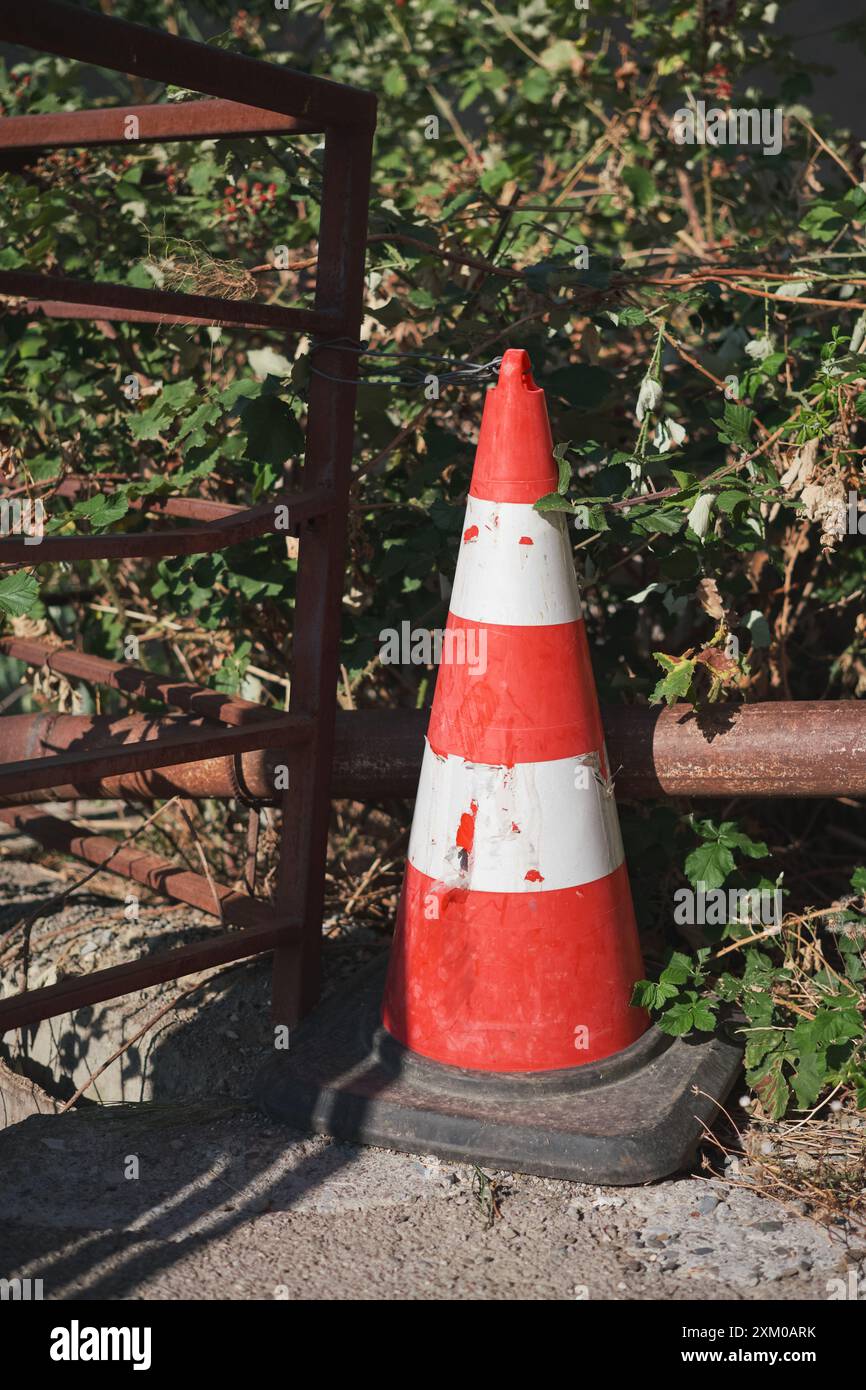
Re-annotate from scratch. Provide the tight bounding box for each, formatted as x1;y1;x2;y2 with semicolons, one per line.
382;348;648;1072
258;346;742;1183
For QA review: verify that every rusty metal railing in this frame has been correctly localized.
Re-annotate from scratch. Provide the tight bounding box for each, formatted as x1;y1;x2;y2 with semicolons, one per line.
1;701;864;805
0;1;375;1032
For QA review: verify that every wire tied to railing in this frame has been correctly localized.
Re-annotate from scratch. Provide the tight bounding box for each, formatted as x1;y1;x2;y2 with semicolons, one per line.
309;337;503;387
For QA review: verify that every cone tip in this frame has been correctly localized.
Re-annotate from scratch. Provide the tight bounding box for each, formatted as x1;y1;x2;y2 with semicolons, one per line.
497;348;540;393
471;347;555;501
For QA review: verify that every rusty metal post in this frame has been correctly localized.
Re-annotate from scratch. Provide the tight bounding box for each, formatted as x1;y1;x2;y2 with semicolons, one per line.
271;121;376;1026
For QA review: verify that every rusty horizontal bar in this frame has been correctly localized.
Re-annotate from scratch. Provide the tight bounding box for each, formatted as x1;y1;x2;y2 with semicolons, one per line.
0;918;290;1033
0;486;333;564
331;702;865;800
0;715;309;799
0;99;317;152
0;702;863;804
0;637;272;726
0;636;273;728
51;479;242;523
130;496;242;522
0;271;336;337
0;806;276;928
0;2;376;129
21;298;257;329
0;806;296;1031
0;713;268;804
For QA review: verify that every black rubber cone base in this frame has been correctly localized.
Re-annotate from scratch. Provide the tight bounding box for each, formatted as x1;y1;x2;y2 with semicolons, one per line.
255;954;742;1185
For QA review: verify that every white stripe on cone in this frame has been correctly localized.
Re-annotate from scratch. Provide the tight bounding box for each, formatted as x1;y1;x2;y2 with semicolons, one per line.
450;497;583;627
408;739;624;893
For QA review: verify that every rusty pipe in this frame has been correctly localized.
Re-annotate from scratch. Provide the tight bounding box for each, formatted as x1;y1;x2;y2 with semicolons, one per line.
0;701;863;803
0;713;277;805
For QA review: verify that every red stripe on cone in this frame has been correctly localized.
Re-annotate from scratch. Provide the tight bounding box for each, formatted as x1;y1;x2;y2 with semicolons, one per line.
428;614;605;765
382;861;648;1072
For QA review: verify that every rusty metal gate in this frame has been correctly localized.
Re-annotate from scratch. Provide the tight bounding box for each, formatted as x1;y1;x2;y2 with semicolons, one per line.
0;2;375;1031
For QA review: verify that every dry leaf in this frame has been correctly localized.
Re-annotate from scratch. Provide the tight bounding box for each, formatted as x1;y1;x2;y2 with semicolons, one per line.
779;437;818;495
696;577;725;620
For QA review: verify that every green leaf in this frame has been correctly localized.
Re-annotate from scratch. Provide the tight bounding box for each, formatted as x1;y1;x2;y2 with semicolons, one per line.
716;489;749;513
650;654;696;706
534;491;577;513
715;402;755;450
0;571;39;619
572;503;609;532
753;1054;791;1120
633;977;679;1009
745;1030;784;1071
128;378;198;441
603;307;648;327
556;453;572;495
811;1004;864;1046
187;155;220;196
660;950;697;986
72;493;130;532
671;468;696;489
792;1050;828;1110
634;508;683;535
655;993;715;1036
684;840;736;890
718;824;769;859
383;66;408;98
240;394;303;468
691;1001;718;1032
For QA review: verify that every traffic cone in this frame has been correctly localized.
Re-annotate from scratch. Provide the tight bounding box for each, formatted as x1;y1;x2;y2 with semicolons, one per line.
381;348;648;1071
256;348;742;1185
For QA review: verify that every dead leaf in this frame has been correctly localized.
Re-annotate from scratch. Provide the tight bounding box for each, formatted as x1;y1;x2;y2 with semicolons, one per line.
695;646;738;676
779;437;819;495
696;577;725;620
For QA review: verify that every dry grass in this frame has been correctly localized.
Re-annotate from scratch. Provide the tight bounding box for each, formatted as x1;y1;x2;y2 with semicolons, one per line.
701;1099;866;1238
148;236;258;302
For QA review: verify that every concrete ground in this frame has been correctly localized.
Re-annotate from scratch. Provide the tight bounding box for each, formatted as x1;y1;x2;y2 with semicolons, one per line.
2;1097;861;1301
1;847;863;1301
